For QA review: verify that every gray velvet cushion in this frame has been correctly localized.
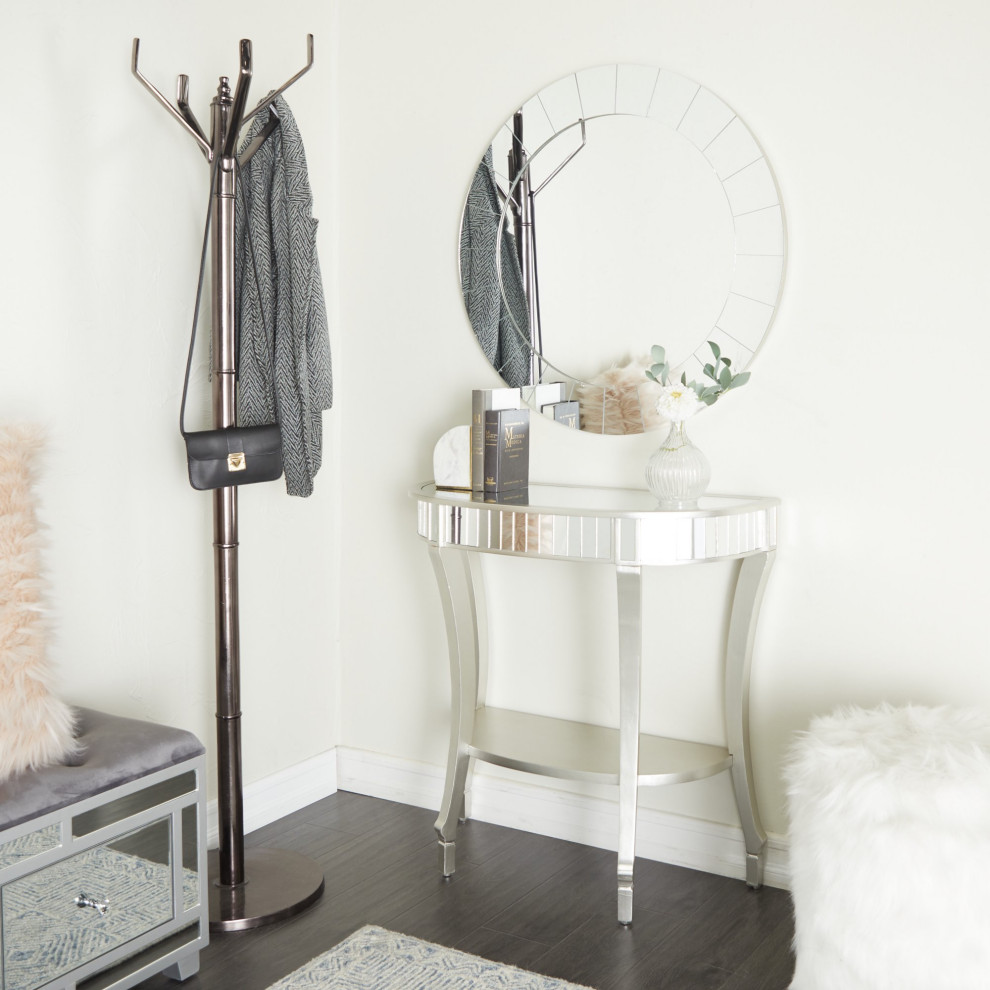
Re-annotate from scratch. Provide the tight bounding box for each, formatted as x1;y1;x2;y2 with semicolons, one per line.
0;707;205;830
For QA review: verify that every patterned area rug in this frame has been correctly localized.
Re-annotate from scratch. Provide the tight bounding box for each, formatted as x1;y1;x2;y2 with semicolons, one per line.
267;925;596;989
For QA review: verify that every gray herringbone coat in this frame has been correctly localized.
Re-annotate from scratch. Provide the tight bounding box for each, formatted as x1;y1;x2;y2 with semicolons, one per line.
235;96;332;497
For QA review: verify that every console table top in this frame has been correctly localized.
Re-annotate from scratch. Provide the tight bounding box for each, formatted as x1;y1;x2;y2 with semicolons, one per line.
413;482;778;566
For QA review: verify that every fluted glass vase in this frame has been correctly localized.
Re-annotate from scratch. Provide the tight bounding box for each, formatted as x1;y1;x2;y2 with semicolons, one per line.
645;419;710;508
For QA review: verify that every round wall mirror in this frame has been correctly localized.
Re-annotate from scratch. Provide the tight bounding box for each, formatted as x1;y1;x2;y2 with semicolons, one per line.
459;64;786;434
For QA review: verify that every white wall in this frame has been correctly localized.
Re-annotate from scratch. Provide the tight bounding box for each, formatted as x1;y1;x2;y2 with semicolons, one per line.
335;0;990;839
0;1;340;797
3;0;988;851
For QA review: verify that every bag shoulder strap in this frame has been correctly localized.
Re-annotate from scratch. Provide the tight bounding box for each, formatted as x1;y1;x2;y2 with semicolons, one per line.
180;132;280;440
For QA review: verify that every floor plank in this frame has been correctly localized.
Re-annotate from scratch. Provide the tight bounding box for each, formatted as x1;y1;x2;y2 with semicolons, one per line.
135;791;795;989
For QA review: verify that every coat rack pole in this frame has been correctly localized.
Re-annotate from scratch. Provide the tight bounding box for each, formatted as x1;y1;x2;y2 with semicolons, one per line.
203;64;324;934
133;38;324;933
210;82;246;892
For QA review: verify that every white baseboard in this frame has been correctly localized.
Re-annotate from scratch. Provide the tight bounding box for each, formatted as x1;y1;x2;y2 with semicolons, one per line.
336;746;790;889
213;747;789;889
206;749;338;848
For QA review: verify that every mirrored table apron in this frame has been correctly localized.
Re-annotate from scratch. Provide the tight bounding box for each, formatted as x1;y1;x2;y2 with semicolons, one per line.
412;482;778;925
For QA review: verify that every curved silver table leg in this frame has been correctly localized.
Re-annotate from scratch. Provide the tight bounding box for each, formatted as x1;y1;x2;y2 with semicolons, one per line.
428;542;481;877
725;551;775;888
616;564;643;925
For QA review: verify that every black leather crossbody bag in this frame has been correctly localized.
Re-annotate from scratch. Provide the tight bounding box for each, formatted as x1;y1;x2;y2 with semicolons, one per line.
182;423;282;491
180;161;282;491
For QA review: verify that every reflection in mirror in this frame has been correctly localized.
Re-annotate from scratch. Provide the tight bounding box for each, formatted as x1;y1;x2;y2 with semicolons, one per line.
459;64;786;434
182;803;201;911
460;147;532;389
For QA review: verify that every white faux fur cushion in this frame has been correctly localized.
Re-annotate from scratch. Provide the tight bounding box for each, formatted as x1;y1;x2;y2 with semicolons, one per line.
0;423;77;782
785;703;990;990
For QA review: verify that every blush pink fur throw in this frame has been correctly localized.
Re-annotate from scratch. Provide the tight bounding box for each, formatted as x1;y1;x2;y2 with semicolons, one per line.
0;423;77;782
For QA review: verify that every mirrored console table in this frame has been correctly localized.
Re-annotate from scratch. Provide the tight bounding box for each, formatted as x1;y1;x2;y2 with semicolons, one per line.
412;481;778;925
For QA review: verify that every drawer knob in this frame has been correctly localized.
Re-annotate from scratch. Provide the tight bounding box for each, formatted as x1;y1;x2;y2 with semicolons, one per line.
75;893;110;917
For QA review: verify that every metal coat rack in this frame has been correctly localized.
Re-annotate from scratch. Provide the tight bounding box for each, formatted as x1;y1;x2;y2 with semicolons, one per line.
132;36;324;932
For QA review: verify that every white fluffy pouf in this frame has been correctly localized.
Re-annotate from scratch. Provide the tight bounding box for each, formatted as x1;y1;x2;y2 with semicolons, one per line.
785;703;990;990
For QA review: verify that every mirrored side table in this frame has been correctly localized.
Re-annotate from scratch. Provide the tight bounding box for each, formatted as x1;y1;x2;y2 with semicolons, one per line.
412;482;778;925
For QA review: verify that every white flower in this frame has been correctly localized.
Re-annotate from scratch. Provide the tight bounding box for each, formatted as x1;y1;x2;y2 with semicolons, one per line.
655;383;704;422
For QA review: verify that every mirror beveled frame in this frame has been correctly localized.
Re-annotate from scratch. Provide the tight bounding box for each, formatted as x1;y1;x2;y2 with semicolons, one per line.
460;64;787;434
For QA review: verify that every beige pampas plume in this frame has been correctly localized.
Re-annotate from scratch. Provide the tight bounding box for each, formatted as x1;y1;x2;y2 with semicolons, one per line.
576;355;664;435
0;423;77;781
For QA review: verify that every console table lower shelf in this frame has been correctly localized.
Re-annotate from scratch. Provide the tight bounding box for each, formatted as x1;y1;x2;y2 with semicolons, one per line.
413;482;778;926
468;708;732;785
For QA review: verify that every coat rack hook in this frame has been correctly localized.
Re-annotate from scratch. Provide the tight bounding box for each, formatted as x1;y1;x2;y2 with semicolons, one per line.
221;39;253;160
177;75;209;148
242;34;314;127
132;39;213;158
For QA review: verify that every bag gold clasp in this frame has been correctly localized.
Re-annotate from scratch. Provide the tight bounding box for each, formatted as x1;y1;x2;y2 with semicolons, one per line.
227;452;246;472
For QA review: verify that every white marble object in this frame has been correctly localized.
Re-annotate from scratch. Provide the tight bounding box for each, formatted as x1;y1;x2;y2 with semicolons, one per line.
433;426;471;491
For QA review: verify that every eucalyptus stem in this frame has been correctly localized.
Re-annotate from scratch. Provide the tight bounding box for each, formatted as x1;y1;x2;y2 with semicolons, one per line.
646;340;751;409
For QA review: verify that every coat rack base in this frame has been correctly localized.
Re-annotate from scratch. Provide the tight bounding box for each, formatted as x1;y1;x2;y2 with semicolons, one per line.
208;847;325;931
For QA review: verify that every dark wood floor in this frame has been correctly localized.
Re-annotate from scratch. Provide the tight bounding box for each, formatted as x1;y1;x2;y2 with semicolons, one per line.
141;791;795;989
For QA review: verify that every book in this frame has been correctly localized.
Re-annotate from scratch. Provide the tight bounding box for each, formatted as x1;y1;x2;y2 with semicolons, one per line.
522;381;565;413
471;388;521;492
483;408;530;493
542;399;580;429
